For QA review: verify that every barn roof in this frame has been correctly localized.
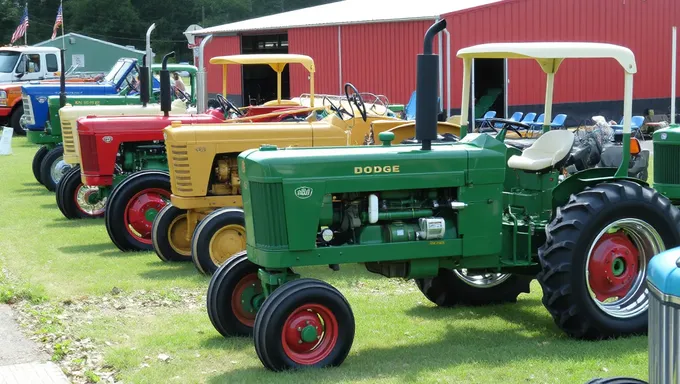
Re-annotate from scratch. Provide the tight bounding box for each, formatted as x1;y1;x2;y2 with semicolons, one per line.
193;0;504;35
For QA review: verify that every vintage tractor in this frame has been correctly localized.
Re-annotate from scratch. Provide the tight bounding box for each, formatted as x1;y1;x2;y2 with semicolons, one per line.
69;53;334;251
205;20;680;371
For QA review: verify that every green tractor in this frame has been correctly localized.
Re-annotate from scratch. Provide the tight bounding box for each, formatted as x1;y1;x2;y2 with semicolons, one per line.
206;19;680;371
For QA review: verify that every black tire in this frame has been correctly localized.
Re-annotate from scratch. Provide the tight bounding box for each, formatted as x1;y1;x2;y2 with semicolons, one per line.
39;145;70;192
537;180;680;340
56;165;106;219
206;251;262;337
585;378;647;384
152;204;192;262
415;269;531;306
10;104;25;135
104;171;171;252
191;208;246;276
32;146;49;184
253;278;355;371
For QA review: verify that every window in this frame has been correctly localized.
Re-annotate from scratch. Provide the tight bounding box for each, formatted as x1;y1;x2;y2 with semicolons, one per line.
24;54;40;73
46;54;58;72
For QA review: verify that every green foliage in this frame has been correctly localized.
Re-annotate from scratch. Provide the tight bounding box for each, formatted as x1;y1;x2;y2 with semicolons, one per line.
0;0;340;63
52;339;71;361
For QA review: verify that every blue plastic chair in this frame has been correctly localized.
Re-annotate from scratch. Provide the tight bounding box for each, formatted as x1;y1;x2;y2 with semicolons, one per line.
548;114;568;129
528;113;545;130
520;112;537;124
509;111;523;121
405;91;417;120
611;115;645;140
475;110;496;126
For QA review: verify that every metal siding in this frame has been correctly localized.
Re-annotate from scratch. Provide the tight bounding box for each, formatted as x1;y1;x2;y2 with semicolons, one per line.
39;38;142;73
199;36;242;95
446;0;680;109
288;27;339;97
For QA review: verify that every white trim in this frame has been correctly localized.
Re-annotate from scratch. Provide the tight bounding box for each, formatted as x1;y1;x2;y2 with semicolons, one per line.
34;32;145;55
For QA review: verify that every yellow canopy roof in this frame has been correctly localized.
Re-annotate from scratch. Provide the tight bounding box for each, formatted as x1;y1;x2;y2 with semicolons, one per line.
209;54;315;73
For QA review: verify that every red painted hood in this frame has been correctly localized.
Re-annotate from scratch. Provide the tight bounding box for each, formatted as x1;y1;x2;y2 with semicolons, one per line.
77;114;223;137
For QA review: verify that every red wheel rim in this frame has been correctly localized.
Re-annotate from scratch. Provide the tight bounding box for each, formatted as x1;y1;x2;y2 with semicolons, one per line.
73;183;106;217
230;273;261;327
281;303;339;365
587;232;640;302
123;187;170;244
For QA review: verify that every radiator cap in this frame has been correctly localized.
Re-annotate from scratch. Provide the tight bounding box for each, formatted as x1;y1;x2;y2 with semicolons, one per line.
259;144;278;151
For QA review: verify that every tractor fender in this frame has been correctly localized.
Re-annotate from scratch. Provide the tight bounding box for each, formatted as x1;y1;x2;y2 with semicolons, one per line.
551;167;649;210
371;120;461;144
110;169;171;193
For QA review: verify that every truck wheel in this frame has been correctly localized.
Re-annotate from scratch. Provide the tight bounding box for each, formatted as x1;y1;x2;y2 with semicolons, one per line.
152;204;192;262
538;180;680;340
207;251;263;337
105;171;171;252
39;145;70;192
56;166;106;219
253;278;355;371
415;269;531;306
10;104;25;135
191;208;246;276
32;146;49;184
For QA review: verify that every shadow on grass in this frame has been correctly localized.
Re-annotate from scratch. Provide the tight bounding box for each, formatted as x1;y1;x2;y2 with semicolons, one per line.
59;242;116;254
136;260;210;282
40;203;56;209
206;311;647;383
21;182;41;187
200;334;255;353
44;217;103;228
15;187;51;194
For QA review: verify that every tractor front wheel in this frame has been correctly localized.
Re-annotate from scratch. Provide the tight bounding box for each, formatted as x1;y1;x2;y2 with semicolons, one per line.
10;104;25;135
538;180;680;339
253;278;355;371
40;145;70;191
152;204;192;262
207;251;263;337
191;208;246;276
56;165;106;219
32;146;49;184
105;171;171;252
415;269;531;306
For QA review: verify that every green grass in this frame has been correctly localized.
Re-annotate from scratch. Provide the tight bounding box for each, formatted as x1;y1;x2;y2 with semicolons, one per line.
0;136;649;383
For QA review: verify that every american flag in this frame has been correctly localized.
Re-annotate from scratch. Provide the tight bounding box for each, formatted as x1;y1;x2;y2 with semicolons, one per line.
51;3;63;40
10;5;29;45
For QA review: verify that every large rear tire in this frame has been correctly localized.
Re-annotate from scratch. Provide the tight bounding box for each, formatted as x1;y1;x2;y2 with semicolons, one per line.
32;146;49;184
538;180;680;340
415;269;531;306
152;204;192;262
191;208;246;276
56;165;106;219
104;171;171;252
39;145;70;192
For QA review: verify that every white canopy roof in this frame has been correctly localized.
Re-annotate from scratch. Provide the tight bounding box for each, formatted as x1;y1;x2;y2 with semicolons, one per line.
457;42;637;74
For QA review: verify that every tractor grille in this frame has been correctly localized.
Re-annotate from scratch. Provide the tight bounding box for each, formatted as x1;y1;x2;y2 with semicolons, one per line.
654;143;680;184
249;181;289;249
61;119;77;159
22;95;34;125
168;144;193;195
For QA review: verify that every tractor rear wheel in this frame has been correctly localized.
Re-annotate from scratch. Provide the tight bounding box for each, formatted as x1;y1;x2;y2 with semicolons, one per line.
191;208;246;276
105;171;171;252
32;146;49;184
415;269;531;306
538;180;680;340
152;204;192;262
253;278;355;371
39;145;70;191
56;165;106;219
207;251;262;337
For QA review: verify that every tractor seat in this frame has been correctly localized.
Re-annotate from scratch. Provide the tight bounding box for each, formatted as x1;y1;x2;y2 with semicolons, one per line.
504;138;536;150
507;130;575;171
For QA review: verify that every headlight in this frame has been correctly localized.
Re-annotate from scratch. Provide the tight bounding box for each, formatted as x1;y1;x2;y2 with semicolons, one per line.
0;91;6;106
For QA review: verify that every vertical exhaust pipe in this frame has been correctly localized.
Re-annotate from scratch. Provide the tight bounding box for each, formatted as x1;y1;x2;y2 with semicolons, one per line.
145;24;156;106
196;35;213;113
59;48;66;108
139;54;149;106
416;19;447;151
160;51;175;117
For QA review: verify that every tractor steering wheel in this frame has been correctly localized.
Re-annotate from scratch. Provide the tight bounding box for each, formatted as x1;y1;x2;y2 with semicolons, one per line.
345;83;367;122
216;94;243;117
480;118;529;138
323;96;354;120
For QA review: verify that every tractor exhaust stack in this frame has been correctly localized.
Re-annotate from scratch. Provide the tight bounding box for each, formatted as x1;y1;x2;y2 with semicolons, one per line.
59;48;66;108
160;51;175;117
139;54;150;107
196;35;213;113
415;19;447;151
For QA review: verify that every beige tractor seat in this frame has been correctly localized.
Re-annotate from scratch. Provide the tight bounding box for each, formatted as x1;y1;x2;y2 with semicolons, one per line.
507;130;575;171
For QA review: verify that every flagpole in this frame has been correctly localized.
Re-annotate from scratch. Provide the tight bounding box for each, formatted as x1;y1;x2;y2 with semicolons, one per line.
61;1;65;50
24;2;27;45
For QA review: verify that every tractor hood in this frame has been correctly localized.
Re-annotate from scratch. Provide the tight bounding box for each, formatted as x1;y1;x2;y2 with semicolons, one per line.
237;132;507;185
77;114;222;137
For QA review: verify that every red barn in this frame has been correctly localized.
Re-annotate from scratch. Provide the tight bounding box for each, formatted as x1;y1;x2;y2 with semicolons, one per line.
191;0;680;124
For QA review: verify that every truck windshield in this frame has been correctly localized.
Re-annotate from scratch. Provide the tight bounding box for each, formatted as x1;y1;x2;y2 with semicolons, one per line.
103;60;127;84
0;51;20;73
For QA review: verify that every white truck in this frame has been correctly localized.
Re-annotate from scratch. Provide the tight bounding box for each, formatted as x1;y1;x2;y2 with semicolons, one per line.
0;46;73;83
